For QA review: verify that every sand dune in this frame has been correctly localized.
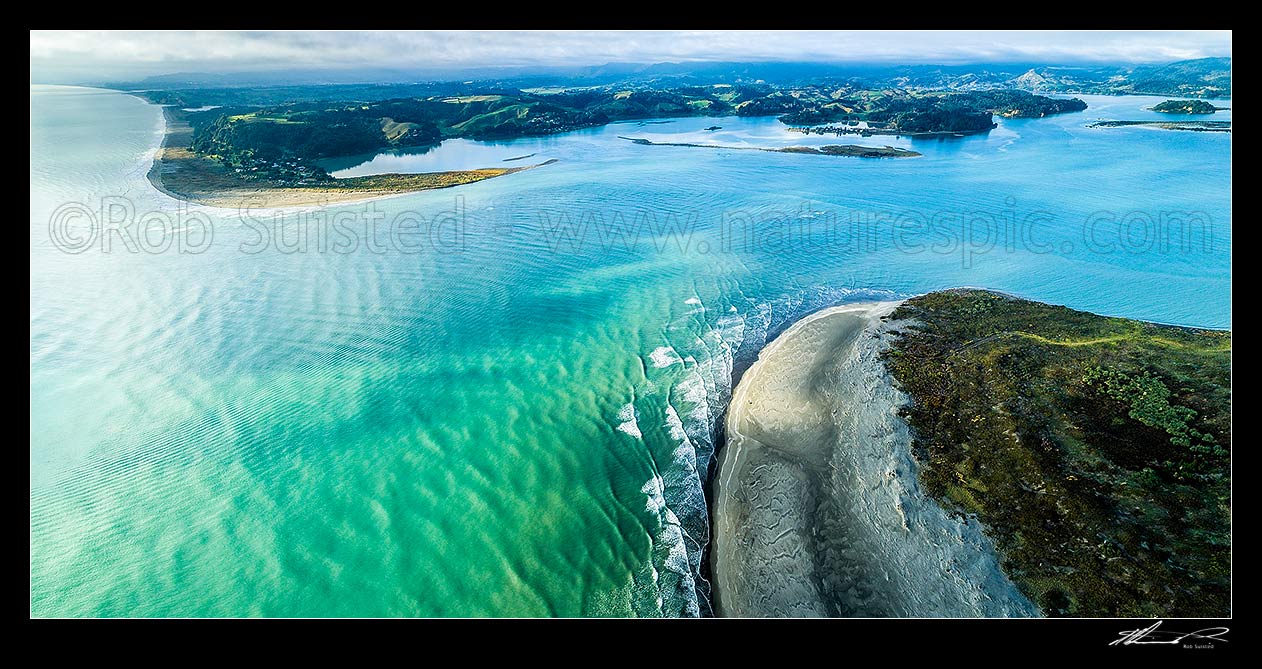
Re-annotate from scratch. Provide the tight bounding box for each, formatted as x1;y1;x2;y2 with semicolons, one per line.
711;302;1038;618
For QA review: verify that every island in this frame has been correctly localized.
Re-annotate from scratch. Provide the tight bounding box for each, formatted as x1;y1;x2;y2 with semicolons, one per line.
713;289;1230;618
617;136;920;158
1088;119;1231;133
1151;99;1226;114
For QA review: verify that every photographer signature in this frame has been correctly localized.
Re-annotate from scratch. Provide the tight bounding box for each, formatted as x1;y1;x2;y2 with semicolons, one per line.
1110;621;1229;646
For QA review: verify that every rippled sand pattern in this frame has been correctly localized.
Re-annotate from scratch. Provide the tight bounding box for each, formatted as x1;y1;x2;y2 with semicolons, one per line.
31;86;1227;617
713;303;1039;617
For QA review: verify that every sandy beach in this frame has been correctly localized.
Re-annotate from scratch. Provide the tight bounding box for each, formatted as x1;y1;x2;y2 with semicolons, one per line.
145;106;542;209
711;301;1038;618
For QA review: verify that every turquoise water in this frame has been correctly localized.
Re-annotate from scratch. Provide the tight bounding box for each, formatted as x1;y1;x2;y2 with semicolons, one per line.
29;86;1230;617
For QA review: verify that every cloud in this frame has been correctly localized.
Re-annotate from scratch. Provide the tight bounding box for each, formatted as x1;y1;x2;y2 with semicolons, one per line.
29;30;1232;84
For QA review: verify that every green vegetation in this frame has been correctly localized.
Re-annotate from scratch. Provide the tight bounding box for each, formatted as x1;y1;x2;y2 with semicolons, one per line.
190;103;446;181
149;108;542;207
176;85;1082;182
860;91;1085;133
1152;99;1222;114
784;90;1084;135
882;289;1230;617
1122;58;1232;98
184;87;759;182
966;90;1090;118
1005;58;1231;98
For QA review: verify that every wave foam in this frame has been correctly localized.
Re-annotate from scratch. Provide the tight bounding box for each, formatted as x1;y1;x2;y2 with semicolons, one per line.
649;346;683;368
616;403;642;439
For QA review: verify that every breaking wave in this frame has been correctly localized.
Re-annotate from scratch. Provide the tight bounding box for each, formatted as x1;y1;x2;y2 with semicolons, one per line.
632;285;903;616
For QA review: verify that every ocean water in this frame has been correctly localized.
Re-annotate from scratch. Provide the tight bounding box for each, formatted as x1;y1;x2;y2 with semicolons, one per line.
29;86;1230;617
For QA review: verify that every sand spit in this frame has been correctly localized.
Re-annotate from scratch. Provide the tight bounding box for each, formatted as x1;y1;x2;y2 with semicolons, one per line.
144;105;546;209
711;302;1038;618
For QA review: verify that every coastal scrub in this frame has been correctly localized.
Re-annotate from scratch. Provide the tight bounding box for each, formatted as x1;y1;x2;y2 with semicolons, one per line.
882;289;1230;617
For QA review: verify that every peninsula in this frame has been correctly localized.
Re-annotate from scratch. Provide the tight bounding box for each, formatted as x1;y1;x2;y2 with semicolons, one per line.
147;107;550;208
713;290;1230;618
712;301;1036;617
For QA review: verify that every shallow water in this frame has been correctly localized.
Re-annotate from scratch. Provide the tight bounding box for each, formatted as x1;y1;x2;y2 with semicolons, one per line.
29;86;1230;617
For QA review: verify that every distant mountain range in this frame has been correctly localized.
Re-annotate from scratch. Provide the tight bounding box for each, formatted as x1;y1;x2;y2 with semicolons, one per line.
992;58;1232;98
108;58;1230;99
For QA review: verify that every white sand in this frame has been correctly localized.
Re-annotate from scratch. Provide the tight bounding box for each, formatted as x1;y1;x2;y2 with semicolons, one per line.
711;302;1039;618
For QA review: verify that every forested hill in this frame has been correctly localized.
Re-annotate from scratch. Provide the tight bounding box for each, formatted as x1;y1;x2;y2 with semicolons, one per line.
175;86;1085;178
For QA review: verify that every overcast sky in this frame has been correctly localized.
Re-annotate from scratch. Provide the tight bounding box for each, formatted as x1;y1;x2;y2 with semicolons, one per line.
30;30;1232;84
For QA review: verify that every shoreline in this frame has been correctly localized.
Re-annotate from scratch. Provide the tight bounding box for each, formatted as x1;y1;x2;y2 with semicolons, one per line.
617;136;920;158
710;301;1037;617
787;124;993;139
1086;119;1231;133
144;105;552;209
